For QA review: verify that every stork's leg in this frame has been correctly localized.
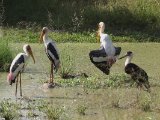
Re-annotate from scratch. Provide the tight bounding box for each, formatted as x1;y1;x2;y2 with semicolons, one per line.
50;62;54;83
137;83;143;91
19;72;22;97
15;74;19;97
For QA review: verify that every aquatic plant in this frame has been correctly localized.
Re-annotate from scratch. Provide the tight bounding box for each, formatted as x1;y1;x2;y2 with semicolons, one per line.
0;99;19;120
77;104;87;115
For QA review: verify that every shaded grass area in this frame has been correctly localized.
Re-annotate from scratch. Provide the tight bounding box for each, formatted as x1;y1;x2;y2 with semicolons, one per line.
5;0;160;35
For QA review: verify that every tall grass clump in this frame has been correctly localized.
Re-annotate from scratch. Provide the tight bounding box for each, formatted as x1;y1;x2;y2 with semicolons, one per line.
38;102;64;120
0;39;13;71
138;94;152;112
59;45;75;79
0;99;19;120
77;104;87;115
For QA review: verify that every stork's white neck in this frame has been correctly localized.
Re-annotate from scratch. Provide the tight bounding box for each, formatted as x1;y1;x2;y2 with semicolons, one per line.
43;34;49;44
125;56;132;66
99;28;105;35
43;33;48;40
23;49;29;56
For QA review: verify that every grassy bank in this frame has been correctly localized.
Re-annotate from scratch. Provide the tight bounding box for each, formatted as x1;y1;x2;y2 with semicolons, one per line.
2;28;160;43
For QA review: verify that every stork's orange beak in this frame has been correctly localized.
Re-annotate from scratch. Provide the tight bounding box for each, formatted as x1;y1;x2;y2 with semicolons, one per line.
96;24;101;42
29;49;35;64
39;30;45;43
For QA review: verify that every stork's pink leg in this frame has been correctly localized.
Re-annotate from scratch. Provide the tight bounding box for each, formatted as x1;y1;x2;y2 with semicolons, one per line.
19;72;22;97
15;74;19;97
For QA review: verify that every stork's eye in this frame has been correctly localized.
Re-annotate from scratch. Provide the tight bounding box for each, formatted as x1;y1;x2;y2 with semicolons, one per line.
26;45;31;51
42;29;47;33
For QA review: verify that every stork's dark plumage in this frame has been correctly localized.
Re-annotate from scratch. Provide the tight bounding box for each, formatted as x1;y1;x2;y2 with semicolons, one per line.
7;44;35;97
119;51;150;92
40;27;60;88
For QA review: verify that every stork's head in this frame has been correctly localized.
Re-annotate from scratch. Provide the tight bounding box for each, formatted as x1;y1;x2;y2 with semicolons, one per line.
23;44;35;63
97;22;105;42
7;72;15;85
98;22;105;33
39;27;49;43
119;51;133;59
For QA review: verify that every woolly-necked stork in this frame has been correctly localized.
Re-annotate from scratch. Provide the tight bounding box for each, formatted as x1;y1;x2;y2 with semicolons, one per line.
89;22;121;75
119;51;150;92
39;27;60;88
7;44;35;97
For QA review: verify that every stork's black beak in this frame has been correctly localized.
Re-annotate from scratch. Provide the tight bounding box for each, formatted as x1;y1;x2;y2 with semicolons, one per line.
118;54;128;59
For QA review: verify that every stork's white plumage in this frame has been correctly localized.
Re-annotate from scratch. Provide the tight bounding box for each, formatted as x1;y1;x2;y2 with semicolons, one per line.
98;22;115;58
7;44;35;97
89;22;121;75
40;27;60;87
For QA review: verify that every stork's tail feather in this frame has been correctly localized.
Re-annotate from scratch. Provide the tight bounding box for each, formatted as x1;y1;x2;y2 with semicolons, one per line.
53;61;60;73
7;72;15;85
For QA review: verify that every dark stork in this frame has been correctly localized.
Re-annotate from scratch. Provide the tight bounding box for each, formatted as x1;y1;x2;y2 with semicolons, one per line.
7;44;35;97
39;27;60;88
119;51;150;92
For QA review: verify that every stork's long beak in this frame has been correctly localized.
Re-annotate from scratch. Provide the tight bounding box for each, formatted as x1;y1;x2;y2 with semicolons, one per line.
29;50;35;64
39;31;45;43
96;25;101;42
118;54;128;60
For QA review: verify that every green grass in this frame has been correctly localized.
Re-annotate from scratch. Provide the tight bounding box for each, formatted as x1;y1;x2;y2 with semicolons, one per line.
0;39;13;72
2;28;160;43
0;99;19;120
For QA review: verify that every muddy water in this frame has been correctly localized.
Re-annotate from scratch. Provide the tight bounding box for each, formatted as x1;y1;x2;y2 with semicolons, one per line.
1;70;160;120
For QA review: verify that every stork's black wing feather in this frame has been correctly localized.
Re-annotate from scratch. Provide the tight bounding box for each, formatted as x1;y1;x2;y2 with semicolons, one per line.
46;42;59;62
125;63;150;90
11;55;24;72
125;63;139;74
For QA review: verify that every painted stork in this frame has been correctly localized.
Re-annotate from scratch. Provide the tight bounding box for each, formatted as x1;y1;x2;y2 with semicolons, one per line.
89;22;121;74
7;44;35;97
39;27;60;88
119;51;150;92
